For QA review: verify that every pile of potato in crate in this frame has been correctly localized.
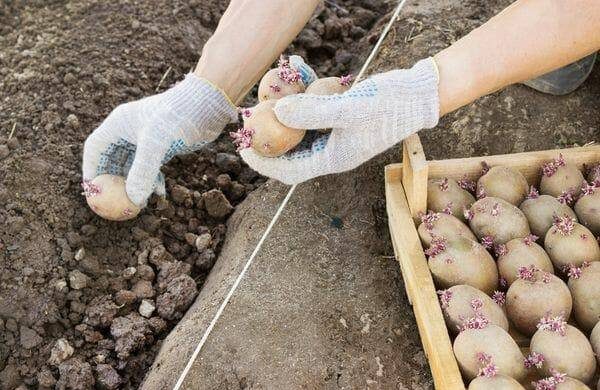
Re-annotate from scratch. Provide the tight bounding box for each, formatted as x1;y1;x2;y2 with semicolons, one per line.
419;155;600;390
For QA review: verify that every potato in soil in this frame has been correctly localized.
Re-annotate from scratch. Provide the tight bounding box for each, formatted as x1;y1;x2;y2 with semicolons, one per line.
439;285;508;334
467;197;530;245
520;190;577;237
83;174;141;221
496;236;553;287
477;165;528;205
568;262;600;332
544;215;600;270
241;100;306;157
540;155;585;199
506;269;572;336
257;68;305;102
591;321;600;365
529;318;596;384
574;182;600;235
427;177;475;221
468;374;525;390
427;236;498;294
418;211;477;247
453;324;527;382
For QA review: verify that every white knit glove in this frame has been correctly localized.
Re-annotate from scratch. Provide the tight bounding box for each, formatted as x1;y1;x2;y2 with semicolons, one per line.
241;58;440;185
83;74;238;206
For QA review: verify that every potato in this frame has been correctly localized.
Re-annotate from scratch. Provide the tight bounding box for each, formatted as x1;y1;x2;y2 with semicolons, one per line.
574;183;600;235
544;215;600;270
257;68;305;102
557;378;592;390
453;325;527;382
540;155;585;200
439;285;508;334
497;236;554;287
533;375;592;390
477;165;528;206
530;319;596;384
473;375;528;389
506;269;572;336
304;76;351;133
520;191;578;237
468;197;531;245
305;76;351;95
428;236;498;294
591;322;600;365
427;177;476;221
468;374;525;389
568;262;600;332
239;100;306;157
84;175;141;221
418;211;477;247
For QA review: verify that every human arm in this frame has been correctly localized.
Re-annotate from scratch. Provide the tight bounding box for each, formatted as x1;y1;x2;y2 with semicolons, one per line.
242;0;600;184
436;0;600;115
82;0;320;206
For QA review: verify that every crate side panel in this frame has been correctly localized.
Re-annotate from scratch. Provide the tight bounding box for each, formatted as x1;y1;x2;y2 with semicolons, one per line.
386;167;465;390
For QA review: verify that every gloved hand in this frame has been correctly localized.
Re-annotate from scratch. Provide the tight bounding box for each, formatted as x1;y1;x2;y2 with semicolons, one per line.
82;74;238;206
240;57;440;185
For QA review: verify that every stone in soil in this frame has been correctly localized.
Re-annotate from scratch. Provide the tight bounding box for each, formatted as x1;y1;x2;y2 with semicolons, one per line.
195;249;217;271
95;364;121;390
132;280;155;300
0;144;9;159
194;233;212;252
56;358;95;390
122;266;137;279
170;184;192;205
48;339;75;366
84;295;118;328
202;189;234;218
137;264;156;281
114;290;137;306
156;261;192;292
156;275;198;320
37;367;57;388
148;245;175;267
215;152;241;174
139;299;156;318
110;313;154;360
19;326;43;349
68;270;89;290
0;364;21;389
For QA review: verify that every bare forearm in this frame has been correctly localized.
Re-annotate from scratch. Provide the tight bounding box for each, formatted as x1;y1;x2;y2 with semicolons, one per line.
435;0;600;116
195;0;320;103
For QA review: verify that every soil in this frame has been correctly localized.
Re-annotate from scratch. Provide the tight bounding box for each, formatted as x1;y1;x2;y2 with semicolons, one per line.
0;1;390;389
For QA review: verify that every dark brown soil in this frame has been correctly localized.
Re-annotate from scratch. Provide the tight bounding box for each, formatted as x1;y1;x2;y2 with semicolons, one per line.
0;1;389;389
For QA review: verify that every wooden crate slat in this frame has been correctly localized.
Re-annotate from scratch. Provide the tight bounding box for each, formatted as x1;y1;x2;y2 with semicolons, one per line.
385;165;465;390
427;145;600;183
401;134;429;220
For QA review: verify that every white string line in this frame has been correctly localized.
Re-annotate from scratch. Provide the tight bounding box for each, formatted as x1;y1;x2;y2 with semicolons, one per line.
173;2;408;388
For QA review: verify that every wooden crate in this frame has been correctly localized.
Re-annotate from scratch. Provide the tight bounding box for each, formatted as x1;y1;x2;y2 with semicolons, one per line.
385;134;600;390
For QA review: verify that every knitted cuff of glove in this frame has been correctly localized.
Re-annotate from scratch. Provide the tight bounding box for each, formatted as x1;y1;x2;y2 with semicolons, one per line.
409;57;441;129
163;73;239;127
